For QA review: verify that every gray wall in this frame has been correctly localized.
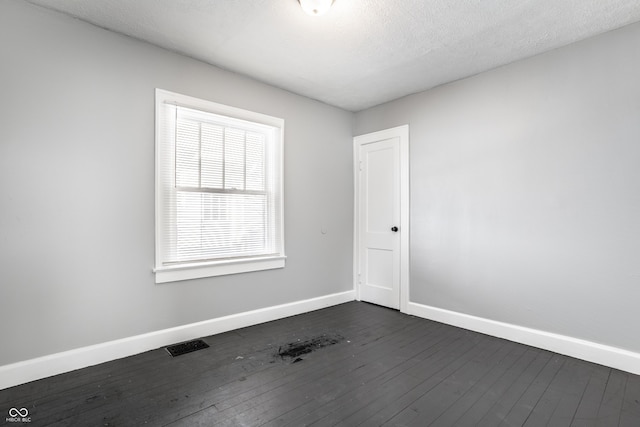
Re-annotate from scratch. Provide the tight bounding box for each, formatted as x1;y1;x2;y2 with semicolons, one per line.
0;0;354;366
3;0;639;369
355;22;640;353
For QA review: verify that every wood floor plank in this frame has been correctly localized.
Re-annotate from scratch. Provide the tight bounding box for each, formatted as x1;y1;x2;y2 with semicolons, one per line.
570;364;610;427
333;331;477;427
593;369;626;426
359;332;496;426
429;342;528;427
497;353;565;426
522;355;574;427
473;350;554;427
619;374;640;427
8;306;357;423
452;348;542;427
276;322;462;426
265;320;453;426
55;302;392;426
545;359;596;427
1;301;639;427
382;337;513;427
171;314;431;426
4;303;362;425
20;332;275;425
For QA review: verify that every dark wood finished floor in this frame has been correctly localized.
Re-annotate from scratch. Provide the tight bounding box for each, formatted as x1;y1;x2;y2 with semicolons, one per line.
2;302;639;426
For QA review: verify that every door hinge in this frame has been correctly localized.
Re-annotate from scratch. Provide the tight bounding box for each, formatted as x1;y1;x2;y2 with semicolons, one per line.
358;273;362;284
359;161;363;171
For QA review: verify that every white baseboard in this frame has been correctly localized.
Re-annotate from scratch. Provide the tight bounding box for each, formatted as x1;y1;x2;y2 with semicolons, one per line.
406;301;640;375
0;290;355;390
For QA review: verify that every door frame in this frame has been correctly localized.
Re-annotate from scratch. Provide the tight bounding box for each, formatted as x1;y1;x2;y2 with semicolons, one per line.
353;124;410;313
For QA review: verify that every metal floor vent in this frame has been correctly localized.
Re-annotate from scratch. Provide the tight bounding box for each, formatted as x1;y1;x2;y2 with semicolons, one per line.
165;339;209;357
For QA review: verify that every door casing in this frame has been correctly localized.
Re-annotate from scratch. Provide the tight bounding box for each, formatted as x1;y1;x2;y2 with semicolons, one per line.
353;125;410;313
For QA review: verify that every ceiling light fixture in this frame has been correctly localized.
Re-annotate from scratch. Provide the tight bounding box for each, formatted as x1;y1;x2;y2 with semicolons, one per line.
298;0;335;16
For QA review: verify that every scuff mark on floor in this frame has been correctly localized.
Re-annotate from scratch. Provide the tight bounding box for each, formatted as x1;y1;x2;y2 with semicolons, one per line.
277;334;344;363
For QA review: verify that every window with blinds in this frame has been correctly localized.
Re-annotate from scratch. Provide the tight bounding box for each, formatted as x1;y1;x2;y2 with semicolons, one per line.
155;89;285;283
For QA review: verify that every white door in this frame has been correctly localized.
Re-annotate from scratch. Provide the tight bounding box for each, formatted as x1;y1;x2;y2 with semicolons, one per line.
355;125;408;311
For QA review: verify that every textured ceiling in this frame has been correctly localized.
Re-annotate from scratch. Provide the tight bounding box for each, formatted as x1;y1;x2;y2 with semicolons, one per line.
25;0;640;111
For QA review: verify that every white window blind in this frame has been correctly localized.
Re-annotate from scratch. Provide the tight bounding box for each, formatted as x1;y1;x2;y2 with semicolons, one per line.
155;89;285;283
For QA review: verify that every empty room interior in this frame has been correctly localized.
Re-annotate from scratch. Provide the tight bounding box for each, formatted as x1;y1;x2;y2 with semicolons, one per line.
2;0;640;425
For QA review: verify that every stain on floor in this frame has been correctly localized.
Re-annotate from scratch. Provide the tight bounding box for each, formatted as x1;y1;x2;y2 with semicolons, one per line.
277;334;344;362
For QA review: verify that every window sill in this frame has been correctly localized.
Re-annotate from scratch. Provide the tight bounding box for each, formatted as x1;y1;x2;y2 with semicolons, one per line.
154;256;286;284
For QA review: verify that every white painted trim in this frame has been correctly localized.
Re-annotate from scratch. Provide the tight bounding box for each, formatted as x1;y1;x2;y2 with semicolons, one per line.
154;88;286;284
0;290;355;390
353;125;410;313
407;301;640;375
352;140;361;301
154;256;286;283
398;126;410;314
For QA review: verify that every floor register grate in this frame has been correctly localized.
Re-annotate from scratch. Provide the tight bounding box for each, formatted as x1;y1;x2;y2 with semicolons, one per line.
165;339;210;357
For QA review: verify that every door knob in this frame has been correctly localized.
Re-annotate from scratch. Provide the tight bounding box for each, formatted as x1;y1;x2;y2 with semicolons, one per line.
391;226;398;232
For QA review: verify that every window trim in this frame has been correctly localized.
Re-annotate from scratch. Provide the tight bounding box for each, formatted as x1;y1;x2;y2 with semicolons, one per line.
154;89;285;283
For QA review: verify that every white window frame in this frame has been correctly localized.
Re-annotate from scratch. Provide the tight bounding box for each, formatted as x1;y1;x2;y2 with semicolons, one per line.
154;89;285;283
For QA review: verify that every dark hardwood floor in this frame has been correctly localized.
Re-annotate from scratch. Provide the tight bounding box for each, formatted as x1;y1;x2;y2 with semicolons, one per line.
2;301;639;426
